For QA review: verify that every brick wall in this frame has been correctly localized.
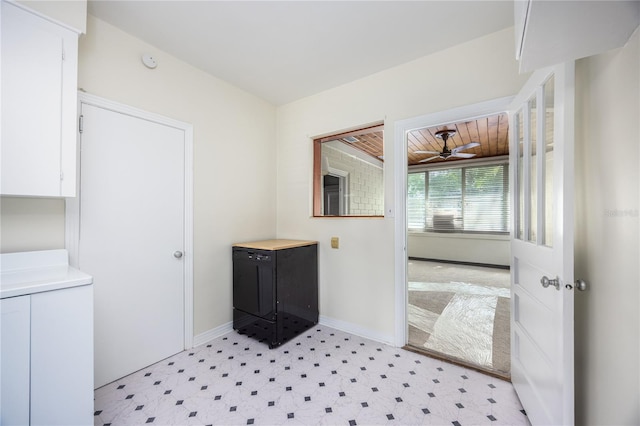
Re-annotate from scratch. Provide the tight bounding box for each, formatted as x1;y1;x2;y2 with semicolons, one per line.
323;145;383;215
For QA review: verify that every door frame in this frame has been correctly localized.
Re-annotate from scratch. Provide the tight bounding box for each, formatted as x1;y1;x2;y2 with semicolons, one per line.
65;91;194;349
323;167;349;215
392;96;513;347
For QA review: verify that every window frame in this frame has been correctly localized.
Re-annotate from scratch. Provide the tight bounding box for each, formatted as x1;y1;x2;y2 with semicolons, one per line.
313;123;385;217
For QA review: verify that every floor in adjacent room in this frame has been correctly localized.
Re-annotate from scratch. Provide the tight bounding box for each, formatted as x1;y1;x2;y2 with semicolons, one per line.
407;260;512;378
94;325;528;426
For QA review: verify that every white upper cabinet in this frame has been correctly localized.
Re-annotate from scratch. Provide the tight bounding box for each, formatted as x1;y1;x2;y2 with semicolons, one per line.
1;0;79;197
515;0;640;73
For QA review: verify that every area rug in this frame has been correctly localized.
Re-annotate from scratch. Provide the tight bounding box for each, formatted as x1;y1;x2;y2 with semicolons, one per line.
408;281;511;377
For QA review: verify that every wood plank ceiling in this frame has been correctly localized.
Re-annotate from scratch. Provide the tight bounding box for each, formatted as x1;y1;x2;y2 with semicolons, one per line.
407;113;509;165
329;113;509;166
323;125;384;161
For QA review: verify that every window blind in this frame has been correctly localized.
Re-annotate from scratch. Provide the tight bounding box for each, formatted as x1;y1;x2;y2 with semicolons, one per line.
408;163;510;233
407;173;426;229
427;169;462;230
463;165;509;232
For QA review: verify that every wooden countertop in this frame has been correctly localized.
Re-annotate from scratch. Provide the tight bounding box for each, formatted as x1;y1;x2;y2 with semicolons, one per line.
233;239;317;251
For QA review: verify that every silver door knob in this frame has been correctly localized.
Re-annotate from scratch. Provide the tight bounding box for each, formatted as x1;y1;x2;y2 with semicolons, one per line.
575;279;588;291
173;251;183;259
540;275;560;290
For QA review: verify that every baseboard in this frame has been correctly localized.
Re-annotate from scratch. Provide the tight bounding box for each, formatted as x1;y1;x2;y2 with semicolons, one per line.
408;256;510;270
193;317;395;348
319;315;395;346
192;321;234;347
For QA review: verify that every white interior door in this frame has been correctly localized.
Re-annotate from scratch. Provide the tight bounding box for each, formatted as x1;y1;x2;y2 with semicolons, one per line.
79;103;186;388
509;62;575;425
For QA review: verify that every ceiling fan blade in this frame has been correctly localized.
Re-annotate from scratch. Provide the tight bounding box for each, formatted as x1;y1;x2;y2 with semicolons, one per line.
453;142;480;153
414;150;440;154
418;155;441;163
451;152;476;158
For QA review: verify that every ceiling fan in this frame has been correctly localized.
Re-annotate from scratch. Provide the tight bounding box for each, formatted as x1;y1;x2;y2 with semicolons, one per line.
415;129;480;163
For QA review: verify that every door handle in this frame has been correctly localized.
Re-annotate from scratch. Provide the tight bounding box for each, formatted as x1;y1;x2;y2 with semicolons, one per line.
173;251;183;259
574;279;588;291
540;275;560;290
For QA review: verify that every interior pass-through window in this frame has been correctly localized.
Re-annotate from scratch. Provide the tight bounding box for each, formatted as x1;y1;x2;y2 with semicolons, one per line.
312;123;384;217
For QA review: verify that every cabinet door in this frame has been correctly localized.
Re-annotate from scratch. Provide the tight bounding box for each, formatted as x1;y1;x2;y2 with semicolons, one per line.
233;249;276;320
0;296;31;426
1;1;78;196
31;285;93;426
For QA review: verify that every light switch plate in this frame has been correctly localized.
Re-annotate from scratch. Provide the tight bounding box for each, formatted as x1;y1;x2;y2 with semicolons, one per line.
331;237;339;249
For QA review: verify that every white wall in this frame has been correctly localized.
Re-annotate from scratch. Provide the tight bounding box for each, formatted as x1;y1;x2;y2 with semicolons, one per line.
408;233;510;266
276;27;528;341
574;29;640;425
16;0;87;33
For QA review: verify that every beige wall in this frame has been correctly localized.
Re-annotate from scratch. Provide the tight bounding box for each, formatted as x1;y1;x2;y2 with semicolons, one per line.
574;29;640;425
0;16;278;337
275;27;528;340
77;16;277;336
16;0;87;33
4;10;635;421
0;197;65;252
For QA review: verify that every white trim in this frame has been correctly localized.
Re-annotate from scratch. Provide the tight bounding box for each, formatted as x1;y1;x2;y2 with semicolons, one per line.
4;0;83;34
408;155;509;172
65;91;195;350
194;318;394;349
393;118;408;345
393;96;514;348
192;322;234;348
326;165;349;179
319;315;394;346
325;165;349;216
183;122;194;349
74;92;191;131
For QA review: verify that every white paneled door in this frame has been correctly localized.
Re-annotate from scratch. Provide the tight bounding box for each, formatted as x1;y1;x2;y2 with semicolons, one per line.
79;102;186;388
509;62;575;425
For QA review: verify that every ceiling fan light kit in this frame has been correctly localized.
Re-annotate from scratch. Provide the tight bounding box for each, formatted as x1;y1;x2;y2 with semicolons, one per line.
416;129;480;163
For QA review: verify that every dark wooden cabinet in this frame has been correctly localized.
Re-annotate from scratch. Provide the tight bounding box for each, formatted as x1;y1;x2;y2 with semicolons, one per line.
232;239;318;348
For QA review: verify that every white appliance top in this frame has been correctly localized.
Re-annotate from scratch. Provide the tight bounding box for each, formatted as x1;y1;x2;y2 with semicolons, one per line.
1;249;92;299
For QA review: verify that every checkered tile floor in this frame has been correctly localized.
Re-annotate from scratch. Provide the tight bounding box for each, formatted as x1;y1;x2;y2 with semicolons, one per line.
94;326;529;425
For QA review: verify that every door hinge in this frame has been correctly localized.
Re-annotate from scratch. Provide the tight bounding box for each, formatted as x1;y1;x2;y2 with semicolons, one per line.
60;171;64;181
79;115;83;133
